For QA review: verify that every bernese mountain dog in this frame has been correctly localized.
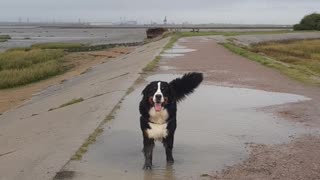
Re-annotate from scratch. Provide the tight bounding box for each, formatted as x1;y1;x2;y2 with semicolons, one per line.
139;72;203;169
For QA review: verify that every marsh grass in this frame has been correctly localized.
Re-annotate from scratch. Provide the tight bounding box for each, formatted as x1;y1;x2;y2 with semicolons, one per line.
32;42;143;52
0;35;11;42
252;39;320;75
0;40;143;89
32;42;85;50
223;42;320;85
0;49;66;89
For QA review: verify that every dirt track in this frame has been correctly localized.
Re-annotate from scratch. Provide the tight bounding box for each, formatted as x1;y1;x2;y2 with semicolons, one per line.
160;36;320;179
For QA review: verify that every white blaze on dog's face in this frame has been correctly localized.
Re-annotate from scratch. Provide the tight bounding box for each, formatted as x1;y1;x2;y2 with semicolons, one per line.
153;82;165;111
142;81;170;112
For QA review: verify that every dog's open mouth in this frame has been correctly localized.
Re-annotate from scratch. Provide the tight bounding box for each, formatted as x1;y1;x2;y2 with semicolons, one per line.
154;103;162;111
149;97;166;112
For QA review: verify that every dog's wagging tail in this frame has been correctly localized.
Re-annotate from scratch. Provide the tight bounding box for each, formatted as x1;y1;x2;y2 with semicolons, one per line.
139;72;203;169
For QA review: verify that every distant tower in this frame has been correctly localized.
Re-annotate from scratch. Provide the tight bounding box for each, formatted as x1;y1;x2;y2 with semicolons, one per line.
163;16;167;25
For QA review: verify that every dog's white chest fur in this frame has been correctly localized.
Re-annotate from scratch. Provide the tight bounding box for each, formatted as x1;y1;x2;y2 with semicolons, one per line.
146;107;169;140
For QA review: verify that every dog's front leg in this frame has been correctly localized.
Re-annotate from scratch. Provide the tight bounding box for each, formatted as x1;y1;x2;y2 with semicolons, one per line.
143;136;154;170
163;134;175;164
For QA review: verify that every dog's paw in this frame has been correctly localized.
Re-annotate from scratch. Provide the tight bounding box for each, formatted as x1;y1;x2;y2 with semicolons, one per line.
143;163;152;170
166;157;174;164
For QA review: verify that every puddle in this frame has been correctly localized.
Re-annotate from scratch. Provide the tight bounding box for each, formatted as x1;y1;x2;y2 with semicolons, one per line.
68;74;314;180
161;41;196;58
159;66;176;71
160;54;185;58
164;49;196;54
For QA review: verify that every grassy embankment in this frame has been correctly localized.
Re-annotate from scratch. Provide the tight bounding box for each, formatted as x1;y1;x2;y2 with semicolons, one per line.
223;39;320;85
0;42;139;89
0;35;11;42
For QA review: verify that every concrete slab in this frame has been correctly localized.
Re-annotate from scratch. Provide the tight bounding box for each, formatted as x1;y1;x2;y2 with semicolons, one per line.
0;38;169;180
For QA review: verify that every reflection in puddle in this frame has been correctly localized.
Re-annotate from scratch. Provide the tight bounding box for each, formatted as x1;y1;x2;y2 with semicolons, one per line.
161;42;196;58
161;54;185;58
67;74;314;180
164;49;196;54
159;66;176;71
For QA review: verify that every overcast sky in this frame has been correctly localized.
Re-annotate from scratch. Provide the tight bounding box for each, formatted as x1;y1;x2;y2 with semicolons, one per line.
0;0;319;24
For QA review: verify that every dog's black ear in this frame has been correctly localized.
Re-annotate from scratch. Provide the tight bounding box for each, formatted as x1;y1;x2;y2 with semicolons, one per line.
141;83;151;97
169;72;203;102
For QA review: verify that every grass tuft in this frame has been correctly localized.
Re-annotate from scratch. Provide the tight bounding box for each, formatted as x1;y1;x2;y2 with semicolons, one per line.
71;127;104;160
143;55;161;72
58;98;84;108
71;99;122;160
48;98;84;111
0;35;11;42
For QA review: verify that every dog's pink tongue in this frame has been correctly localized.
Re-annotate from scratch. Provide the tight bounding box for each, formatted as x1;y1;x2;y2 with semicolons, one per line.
154;103;162;111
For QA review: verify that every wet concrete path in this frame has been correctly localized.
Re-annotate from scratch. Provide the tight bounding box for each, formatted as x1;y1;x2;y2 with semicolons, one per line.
63;37;316;180
0;38;169;180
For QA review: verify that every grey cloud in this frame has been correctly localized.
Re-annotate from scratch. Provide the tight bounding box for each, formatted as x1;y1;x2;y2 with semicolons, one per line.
0;0;319;24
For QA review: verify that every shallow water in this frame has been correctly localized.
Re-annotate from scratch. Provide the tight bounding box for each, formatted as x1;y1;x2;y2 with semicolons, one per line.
161;40;196;58
0;27;146;52
68;74;313;180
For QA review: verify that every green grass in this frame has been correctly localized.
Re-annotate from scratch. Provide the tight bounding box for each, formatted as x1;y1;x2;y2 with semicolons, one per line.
142;55;161;72
0;49;66;89
222;42;320;85
48;98;84;111
71;127;103;160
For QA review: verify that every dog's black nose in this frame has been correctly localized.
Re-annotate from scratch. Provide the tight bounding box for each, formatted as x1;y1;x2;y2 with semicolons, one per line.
155;94;162;101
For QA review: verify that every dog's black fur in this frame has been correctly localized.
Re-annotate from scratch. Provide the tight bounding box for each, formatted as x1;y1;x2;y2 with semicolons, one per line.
139;72;203;169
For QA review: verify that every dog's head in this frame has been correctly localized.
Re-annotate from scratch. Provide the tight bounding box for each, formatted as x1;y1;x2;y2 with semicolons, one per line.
141;72;203;113
142;81;173;112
